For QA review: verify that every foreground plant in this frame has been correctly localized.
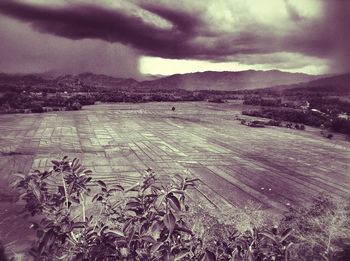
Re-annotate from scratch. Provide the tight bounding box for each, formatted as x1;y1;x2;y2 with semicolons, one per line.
13;156;342;261
281;194;350;261
12;157;205;260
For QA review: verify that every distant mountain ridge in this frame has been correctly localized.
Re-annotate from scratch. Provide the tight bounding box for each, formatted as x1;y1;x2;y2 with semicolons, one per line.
55;73;138;88
140;70;318;91
262;73;350;93
0;70;321;91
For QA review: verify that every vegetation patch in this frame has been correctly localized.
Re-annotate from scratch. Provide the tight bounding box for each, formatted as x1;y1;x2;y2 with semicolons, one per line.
4;157;350;260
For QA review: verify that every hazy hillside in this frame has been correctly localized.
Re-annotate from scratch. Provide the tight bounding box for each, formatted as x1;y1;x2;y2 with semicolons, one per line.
0;72;139;90
263;73;350;93
55;73;139;89
140;70;318;91
0;70;319;92
0;73;48;85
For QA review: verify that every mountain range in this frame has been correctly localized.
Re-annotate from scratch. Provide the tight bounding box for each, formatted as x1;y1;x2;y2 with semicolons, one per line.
2;70;349;93
263;73;350;93
140;70;318;91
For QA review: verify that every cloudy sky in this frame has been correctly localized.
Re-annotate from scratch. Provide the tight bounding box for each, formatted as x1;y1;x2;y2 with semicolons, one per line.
0;0;349;78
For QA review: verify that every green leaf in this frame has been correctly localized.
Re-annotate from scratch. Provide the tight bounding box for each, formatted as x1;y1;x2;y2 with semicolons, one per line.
40;171;51;180
83;170;93;175
74;163;82;172
127;226;135;243
163;211;176;234
167;194;181;211
174;250;190;261
151;242;162;254
29;180;42;200
106;229;125;237
96;180;107;188
57;186;64;195
122;219;133;233
71;196;80;204
170;189;184;195
176;224;193;235
199;249;216;261
91;193;101;202
126;201;141;209
151;221;163;240
260;231;277;243
72;222;85;229
51;160;60;167
162;249;174;261
114;184;124;191
125;183;140;192
141;235;156;243
281;228;293;241
72;158;77;167
155;194;166;210
13;173;25;179
187;178;200;183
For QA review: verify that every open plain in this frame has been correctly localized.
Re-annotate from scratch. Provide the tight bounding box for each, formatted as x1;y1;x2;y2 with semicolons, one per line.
1;102;350;208
0;101;350;253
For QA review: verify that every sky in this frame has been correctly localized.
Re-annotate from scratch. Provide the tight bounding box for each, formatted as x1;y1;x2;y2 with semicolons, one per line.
0;0;349;79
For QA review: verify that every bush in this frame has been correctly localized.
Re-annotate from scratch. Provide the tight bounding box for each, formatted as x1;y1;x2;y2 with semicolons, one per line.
12;157;203;260
329;118;350;135
66;102;82;111
10;157;301;261
242;108;326;127
30;104;44;113
281;194;350;261
9;157;350;261
265;120;282;127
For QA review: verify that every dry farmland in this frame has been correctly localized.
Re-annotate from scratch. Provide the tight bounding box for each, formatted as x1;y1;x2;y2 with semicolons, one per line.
1;101;349;210
1;101;350;251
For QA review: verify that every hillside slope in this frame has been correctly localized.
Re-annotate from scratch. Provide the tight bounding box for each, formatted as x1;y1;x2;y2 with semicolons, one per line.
0;70;319;92
140;70;318;91
263;73;350;93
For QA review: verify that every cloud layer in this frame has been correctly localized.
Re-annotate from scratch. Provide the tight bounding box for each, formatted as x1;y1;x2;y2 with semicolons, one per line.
0;0;349;74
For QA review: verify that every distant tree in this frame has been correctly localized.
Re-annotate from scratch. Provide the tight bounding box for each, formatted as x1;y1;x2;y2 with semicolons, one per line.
0;91;17;105
30;104;44;113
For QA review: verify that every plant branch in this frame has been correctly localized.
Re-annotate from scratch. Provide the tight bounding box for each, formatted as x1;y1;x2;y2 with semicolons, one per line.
80;193;86;222
61;171;69;209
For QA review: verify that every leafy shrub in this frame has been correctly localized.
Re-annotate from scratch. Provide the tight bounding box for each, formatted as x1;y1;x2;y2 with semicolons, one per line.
30;104;44;113
329;118;350;135
281;194;350;261
265;120;282;127
243;96;282;107
242;108;325;127
10;157;349;261
66;102;82;111
309;98;350;116
12;157;204;260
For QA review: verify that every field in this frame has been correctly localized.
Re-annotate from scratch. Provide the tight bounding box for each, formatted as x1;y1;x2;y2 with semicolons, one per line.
1;101;349;207
1;101;350;253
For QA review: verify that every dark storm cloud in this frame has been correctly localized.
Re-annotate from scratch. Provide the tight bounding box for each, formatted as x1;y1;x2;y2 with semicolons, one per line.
0;0;204;58
0;0;286;60
0;0;349;72
281;0;350;73
0;0;294;60
0;14;142;78
323;0;350;73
